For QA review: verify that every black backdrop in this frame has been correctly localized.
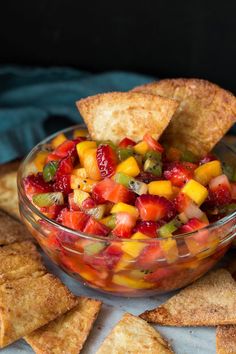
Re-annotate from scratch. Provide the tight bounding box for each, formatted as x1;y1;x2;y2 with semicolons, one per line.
0;0;236;92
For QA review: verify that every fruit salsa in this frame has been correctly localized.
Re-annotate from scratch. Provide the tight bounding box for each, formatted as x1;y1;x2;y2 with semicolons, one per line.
21;129;236;295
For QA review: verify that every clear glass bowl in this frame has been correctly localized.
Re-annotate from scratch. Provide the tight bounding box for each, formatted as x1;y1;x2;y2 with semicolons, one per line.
17;125;236;297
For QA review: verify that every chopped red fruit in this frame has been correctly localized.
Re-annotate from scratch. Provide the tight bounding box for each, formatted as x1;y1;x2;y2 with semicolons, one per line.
23;173;53;197
46;153;61;162
134;221;160;238
164;162;196;187
83;217;110;236
81;197;97;210
135;194;176;221
144;134;164;153
138;242;163;268
179;218;208;233
56;156;73;176
208;174;232;206
92;178;135;204
102;244;123;269
40;204;64;219
112;212;137;238
53;174;72;194
61;210;89;231
199;153;216;165
96;144;117;178
145;267;176;282
54;140;77;159
68;193;81;211
174;193;191;212
118;137;136;148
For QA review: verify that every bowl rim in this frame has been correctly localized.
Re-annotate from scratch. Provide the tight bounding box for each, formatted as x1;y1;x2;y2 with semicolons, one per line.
17;124;236;243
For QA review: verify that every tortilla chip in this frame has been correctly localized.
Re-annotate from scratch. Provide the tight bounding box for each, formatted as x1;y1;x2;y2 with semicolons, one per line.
0;169;20;220
0;241;45;285
25;297;102;354
216;325;236;354
0;210;31;246
0;273;78;347
140;269;236;326
96;313;173;354
76;92;179;144
133;79;236;156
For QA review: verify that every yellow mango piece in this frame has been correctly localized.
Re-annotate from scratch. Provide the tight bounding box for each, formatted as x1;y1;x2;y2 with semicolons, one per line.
70;175;96;192
111;202;139;218
114;254;133;272
182;179;208;206
76;141;97;165
148;180;173;198
51;133;67;149
72;168;87;178
194;160;222;185
116;156;140;177
161;238;178;264
112;274;153;289
74;189;90;206
83;148;102;181
121;232;150;258
73;129;89;138
133;141;149;155
34;151;48;172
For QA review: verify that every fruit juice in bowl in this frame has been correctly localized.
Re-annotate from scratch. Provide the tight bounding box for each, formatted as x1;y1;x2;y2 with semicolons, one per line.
18;125;236;297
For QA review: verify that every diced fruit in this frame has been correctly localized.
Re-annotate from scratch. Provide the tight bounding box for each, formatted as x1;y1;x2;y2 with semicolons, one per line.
111;202;139;218
83;217;110;236
53;140;77;159
97;140;116;149
144;151;162;162
84;242;107;256
56;156;73;176
114;172;148;195
61;210;89;231
70;176;96;192
72;168;87;178
96;144;117;177
137;242;163;268
83;148;102;180
112;274;153;289
43;161;59;182
121;232;150;257
86;205;106;220
179;218;208;233
143;158;162;176
73;189;90;207
134;221;159;238
101;215;116;229
166;147;182;162
208;174;232;206
194;160;222;185
182;179;208;206
164;162;196;187
148;180;173;199
23;173;53;197
112;212;137;238
134;141;149;155
53;174;72;194
161;238;178;263
118;137;136;148
33;192;64;207
68;193;80;211
117;147;134;162
135;194;176;221
116;156;140;177
73;129;88;138
174;193;204;219
102;244;123;270
34;151;48;172
145;267;176;282
76;141;97;165
40;205;64;220
51;133;67;149
159;218;181;238
114;253;133;272
143;134;164;153
136;172;159;184
81;197;97;210
92;178;135;204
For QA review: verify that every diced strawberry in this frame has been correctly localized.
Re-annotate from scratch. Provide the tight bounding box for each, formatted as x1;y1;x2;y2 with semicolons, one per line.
208;174;232;206
231;183;236;200
83;217;110;236
145;267;176;282
92;178;135;204
134;221;160;238
81;197;97;210
174;193;191;212
56;156;74;176
54;140;77;159
46;153;61;163
199;153;216;165
137;242;163;268
135;194;176;221
23;173;53;197
53;174;72;195
143;134;164;153
102;244;123;269
118;137;136;148
68;193;81;211
136;172;160;184
40;204;65;219
112;212;137;238
179;218;208;233
61;210;89;231
164;162;197;187
96;144;117;178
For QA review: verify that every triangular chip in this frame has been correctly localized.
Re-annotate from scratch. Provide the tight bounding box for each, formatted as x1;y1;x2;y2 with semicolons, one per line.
0;210;31;246
140;269;236;326
25;297;102;354
76;92;179;143
96;313;173;354
0;166;20;220
0;241;45;285
0;273;78;348
132;79;236;156
216;325;236;354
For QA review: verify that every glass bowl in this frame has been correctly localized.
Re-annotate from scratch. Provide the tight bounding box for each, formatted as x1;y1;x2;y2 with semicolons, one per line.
17;125;236;297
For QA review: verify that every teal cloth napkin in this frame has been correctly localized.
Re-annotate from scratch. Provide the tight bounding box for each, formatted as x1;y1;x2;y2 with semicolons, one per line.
0;66;153;163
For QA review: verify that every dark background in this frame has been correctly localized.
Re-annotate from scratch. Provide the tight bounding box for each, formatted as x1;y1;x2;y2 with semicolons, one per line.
0;0;235;92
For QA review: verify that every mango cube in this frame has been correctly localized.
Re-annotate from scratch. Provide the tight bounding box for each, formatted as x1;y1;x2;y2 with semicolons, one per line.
182;179;208;206
116;156;140;177
114;254;133;272
194;160;222;185
112;274;153;289
133;141;149;155
74;189;90;206
34;151;48;172
70;176;96;192
111;202;139;218
76;141;97;165
121;232;150;258
72;168;87;178
51;133;67;149
161;238;178;263
148;180;173;198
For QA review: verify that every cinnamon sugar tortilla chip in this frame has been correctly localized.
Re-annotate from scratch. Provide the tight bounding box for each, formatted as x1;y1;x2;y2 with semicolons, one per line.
133;79;236;156
0;210;31;245
0;241;45;285
0;169;20;220
96;313;173;354
0;273;78;348
140;269;236;326
76;92;179;144
216;325;236;354
25;297;102;354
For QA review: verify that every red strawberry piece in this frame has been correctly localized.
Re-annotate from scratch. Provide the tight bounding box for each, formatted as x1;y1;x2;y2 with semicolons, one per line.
23;173;53;197
199;153;216;165
92;178;135;204
179;218;208;233
53;174;72;195
145;267;176;282
61;209;89;231
54;140;77;158
46;153;62;163
81;197;97;210
96;144;117;178
112;212;137;238
136;172;160;184
137;242;163;268
174;192;191;212
102;244;123;269
40;204;65;219
118;137;136;148
164;162;196;187
135;194;176;221
56;156;74;176
83;217;110;236
143;134;164;153
134;221;160;238
208;174;232;206
68;193;81;211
